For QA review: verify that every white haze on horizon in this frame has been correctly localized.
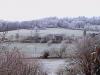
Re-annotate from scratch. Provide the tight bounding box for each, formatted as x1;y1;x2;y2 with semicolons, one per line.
0;0;100;21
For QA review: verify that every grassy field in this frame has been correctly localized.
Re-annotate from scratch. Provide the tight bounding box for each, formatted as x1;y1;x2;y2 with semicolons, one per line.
0;28;98;57
5;28;99;39
1;42;75;58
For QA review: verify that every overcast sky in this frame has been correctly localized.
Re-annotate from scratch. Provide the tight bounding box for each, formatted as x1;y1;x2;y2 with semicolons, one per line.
0;0;100;21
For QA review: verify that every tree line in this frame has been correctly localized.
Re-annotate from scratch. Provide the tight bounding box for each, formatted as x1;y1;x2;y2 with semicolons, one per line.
0;16;100;31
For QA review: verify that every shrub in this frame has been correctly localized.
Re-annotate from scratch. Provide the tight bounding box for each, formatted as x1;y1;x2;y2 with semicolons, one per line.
42;51;50;59
0;48;47;75
75;36;96;75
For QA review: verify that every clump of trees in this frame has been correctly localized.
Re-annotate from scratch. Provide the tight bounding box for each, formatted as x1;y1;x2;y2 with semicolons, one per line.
0;31;8;42
20;34;65;43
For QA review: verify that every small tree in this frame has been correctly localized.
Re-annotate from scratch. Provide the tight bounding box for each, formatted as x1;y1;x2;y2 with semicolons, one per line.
15;33;20;42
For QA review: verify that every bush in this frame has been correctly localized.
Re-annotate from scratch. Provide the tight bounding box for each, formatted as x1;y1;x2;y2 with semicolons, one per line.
75;36;96;75
53;42;67;58
47;47;67;58
56;62;83;75
21;36;41;43
0;48;47;75
42;51;50;59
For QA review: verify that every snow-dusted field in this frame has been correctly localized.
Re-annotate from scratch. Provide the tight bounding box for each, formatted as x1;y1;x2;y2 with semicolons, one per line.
26;59;72;75
3;28;100;39
0;42;76;75
2;42;76;57
1;28;98;56
6;42;60;57
0;28;99;75
2;41;77;58
40;59;66;75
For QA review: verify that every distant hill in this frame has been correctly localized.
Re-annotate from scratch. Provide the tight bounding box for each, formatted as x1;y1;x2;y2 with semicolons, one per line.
0;16;100;32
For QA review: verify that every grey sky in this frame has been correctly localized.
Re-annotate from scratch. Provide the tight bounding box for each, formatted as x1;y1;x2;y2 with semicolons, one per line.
0;0;100;21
